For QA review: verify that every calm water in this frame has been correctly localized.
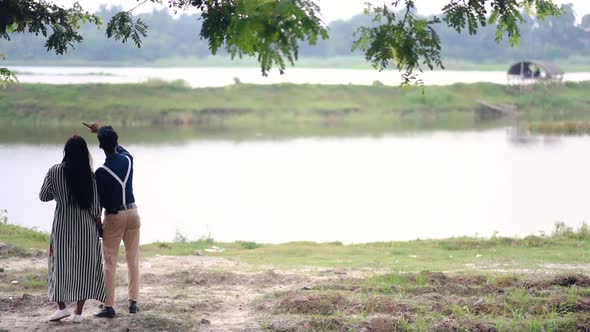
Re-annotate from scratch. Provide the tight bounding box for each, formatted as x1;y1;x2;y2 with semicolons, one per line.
1;129;589;244
9;66;590;87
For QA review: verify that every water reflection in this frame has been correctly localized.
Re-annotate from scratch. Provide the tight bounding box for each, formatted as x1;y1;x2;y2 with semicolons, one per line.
505;127;563;147
0;122;499;145
1;129;589;244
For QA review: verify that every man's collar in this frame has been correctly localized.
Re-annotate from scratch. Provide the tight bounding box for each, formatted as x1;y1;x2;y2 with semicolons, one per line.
105;152;118;161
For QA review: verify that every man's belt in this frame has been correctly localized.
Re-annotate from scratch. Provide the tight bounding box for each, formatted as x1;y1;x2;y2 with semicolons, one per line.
105;203;137;215
119;203;137;211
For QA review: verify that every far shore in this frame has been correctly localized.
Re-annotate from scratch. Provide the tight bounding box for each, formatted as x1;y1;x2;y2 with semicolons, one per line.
4;56;590;72
2;81;590;137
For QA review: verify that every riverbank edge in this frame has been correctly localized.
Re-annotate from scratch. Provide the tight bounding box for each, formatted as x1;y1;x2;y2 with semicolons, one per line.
4;56;590;72
1;221;588;271
2;221;589;331
2;81;590;132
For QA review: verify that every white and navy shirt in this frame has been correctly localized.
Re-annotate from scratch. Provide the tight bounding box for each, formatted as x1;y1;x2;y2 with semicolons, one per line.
96;145;135;214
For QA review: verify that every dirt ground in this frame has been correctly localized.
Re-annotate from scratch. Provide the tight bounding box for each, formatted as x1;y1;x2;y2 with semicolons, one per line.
1;255;589;332
0;255;327;331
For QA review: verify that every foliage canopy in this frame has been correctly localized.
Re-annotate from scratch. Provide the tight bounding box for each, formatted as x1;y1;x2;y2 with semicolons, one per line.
0;0;561;84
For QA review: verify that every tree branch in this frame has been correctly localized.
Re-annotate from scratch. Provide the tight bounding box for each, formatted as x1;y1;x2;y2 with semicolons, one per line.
127;0;150;14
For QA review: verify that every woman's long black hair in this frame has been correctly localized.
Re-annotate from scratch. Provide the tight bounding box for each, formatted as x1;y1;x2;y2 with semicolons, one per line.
62;135;94;210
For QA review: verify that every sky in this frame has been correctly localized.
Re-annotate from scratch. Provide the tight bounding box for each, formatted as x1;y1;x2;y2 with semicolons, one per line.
52;0;590;23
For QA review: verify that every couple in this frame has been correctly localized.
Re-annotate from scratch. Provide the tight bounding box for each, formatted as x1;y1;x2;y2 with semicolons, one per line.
39;125;140;323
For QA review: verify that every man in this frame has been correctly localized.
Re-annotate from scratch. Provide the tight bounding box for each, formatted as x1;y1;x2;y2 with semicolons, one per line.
89;124;140;318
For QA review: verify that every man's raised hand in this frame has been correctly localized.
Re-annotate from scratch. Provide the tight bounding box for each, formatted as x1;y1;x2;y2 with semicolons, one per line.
82;122;100;134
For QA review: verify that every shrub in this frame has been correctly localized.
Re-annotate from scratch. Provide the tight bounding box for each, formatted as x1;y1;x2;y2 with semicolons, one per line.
236;241;261;250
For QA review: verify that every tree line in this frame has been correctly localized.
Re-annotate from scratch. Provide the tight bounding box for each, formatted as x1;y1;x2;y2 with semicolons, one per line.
2;4;588;65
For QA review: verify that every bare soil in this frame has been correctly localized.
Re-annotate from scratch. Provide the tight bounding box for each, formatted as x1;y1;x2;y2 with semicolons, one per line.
0;255;317;331
1;255;589;332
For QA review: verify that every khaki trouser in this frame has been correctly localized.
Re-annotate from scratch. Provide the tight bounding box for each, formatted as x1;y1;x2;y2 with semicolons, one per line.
102;208;141;307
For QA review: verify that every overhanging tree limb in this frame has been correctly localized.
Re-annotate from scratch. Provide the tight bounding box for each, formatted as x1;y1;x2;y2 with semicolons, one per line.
0;0;562;84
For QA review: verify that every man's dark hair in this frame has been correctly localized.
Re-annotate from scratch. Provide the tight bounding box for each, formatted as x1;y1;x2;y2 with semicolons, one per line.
97;126;118;153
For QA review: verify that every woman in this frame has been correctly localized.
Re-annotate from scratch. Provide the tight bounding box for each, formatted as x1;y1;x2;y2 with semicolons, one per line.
39;135;105;323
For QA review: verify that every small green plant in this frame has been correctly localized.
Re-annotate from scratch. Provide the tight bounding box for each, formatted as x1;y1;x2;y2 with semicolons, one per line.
173;229;188;243
385;272;405;285
529;318;543;332
556;301;576;315
235;241;261;250
415;272;426;286
545;320;559;332
567;287;580;302
495;318;508;332
157;242;172;249
504;302;524;322
359;294;378;314
485;274;495;285
413;317;427;332
25;273;47;289
450;304;470;318
510;287;531;307
522;235;546;247
553;222;574;237
553;221;590;240
365;272;405;294
394;316;412;330
574;222;590;240
0;209;7;224
199;233;215;245
552;288;581;315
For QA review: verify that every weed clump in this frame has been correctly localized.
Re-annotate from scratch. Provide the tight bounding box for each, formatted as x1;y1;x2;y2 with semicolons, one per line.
277;291;348;315
263;271;590;331
235;241;261;250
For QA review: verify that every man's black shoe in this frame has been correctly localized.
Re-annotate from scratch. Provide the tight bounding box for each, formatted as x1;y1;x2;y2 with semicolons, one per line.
94;306;116;318
129;301;139;314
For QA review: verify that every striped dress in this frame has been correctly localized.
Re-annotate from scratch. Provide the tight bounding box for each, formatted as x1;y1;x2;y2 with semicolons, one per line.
39;163;106;302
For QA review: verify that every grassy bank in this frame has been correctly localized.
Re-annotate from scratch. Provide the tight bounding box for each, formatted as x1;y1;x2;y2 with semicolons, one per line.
2;222;589;331
529;121;590;135
1;81;590;134
2;221;588;272
262;271;590;331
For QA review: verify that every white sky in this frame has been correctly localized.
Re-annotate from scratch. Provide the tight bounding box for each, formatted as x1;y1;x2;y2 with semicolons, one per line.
52;0;590;23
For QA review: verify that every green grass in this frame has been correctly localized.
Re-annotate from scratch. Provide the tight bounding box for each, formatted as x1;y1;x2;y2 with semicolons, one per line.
204;236;589;271
1;81;590;141
2;221;588;272
0;270;48;292
1;220;588;331
0;80;480;126
0;222;49;252
0;81;590;124
529;120;590;135
263;269;590;331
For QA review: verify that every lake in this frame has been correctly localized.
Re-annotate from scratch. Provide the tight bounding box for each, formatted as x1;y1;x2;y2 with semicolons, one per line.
9;66;590;87
2;129;589;244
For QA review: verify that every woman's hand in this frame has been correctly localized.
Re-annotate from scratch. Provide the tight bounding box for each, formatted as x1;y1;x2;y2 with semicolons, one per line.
95;217;103;238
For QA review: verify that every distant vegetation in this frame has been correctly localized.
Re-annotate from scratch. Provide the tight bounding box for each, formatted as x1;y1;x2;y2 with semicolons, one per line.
1;81;589;138
1;4;589;67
